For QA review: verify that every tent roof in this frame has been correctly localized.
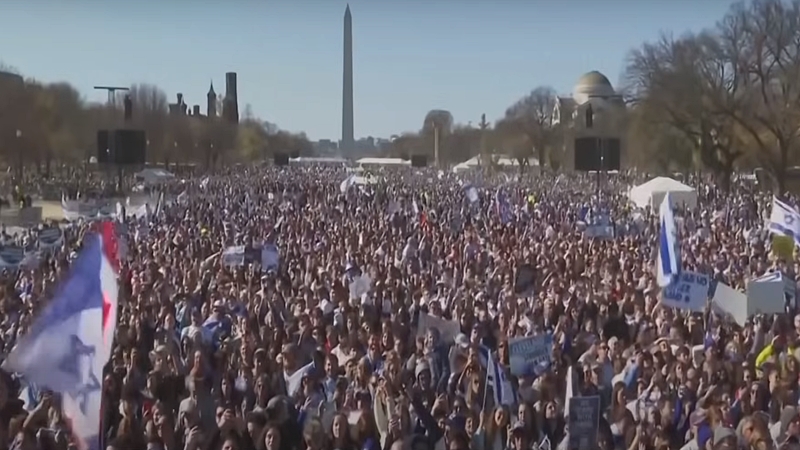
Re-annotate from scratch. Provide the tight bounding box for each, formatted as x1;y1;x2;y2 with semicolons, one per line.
631;176;695;193
135;168;174;178
356;157;410;166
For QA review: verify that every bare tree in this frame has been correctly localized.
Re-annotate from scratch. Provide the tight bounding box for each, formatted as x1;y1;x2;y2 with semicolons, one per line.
624;32;745;189
387;133;422;159
127;84;169;165
713;0;800;192
496;87;556;168
443;125;481;164
237;118;268;160
626;104;696;172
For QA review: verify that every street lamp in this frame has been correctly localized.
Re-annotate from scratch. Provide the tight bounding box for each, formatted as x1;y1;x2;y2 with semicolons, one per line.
430;121;440;168
15;130;22;179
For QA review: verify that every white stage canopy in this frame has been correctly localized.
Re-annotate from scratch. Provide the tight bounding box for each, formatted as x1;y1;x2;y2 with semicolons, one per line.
628;177;697;209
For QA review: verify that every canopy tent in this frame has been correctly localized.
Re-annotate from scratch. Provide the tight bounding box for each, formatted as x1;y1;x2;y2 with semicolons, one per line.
628;177;697;209
134;168;175;185
290;157;349;165
356;157;410;167
453;156;540;173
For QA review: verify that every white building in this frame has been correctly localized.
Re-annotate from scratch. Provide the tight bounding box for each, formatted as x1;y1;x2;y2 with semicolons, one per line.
552;71;627;172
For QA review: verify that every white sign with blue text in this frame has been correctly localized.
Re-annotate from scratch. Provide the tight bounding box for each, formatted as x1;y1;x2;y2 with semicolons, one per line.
509;334;554;377
661;271;710;312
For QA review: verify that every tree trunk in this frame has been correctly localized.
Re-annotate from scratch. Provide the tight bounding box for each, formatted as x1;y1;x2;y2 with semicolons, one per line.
719;163;732;193
536;145;546;169
16;150;23;181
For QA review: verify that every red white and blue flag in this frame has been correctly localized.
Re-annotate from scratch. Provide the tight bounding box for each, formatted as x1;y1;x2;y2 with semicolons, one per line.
3;223;119;450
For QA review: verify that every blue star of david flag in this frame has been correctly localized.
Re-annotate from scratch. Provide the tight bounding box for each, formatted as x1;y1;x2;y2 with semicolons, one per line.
494;188;512;224
657;193;682;288
769;196;800;247
3;232;119;450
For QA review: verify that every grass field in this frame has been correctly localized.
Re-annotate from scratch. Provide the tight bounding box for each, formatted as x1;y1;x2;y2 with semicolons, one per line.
0;201;63;225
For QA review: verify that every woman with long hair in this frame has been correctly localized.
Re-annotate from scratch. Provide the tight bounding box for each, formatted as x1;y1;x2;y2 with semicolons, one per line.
328;413;357;450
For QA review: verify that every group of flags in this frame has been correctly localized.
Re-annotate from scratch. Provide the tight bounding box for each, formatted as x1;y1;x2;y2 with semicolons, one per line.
658;193;800;288
3;222;119;450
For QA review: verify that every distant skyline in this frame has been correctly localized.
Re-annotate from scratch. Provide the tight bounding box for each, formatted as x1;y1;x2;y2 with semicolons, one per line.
0;0;738;141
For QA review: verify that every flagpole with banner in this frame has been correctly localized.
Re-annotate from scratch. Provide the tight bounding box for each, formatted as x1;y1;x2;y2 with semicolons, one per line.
3;224;119;450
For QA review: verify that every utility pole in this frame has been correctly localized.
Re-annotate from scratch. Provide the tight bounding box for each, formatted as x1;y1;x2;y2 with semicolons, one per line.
432;123;440;168
94;86;129;193
478;114;489;166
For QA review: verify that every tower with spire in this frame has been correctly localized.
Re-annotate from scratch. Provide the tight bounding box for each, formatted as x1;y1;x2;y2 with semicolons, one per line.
341;4;354;152
207;81;217;118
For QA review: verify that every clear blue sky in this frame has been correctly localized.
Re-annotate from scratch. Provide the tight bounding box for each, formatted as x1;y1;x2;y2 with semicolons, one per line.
1;0;736;141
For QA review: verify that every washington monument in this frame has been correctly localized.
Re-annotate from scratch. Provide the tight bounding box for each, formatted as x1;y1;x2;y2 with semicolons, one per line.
341;4;354;150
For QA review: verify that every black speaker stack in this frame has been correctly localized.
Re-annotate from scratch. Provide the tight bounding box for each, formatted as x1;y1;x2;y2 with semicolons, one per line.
96;129;147;165
573;137;621;172
411;155;428;168
274;153;289;166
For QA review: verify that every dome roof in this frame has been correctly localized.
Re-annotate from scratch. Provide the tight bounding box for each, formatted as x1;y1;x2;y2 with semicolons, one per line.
573;71;615;101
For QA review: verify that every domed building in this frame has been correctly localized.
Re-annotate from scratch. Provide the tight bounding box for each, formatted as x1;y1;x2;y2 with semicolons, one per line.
552;71;627;172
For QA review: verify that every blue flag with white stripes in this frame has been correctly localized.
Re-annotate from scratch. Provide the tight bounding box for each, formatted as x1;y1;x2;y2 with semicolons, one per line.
657;193;681;288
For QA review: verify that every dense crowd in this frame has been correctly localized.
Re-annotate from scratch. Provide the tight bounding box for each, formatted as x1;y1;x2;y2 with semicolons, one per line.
0;165;795;450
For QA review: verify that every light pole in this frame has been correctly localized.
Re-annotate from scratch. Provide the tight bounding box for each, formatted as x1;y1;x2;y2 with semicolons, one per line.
431;122;440;168
94;85;129;192
478;114;489;166
15;129;22;180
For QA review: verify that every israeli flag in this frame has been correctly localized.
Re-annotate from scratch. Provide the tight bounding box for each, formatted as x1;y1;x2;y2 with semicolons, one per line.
657;193;681;288
465;185;479;204
19;380;40;411
3;230;119;450
339;175;356;194
494;188;512;224
769;196;800;247
478;345;516;406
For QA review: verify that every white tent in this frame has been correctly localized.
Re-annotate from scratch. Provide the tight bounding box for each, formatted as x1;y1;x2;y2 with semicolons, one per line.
453;155;540;173
628;177;697;209
356;157;410;166
134;168;175;185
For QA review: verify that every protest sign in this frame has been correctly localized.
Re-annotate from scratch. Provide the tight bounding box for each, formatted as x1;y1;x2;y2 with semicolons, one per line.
747;271;795;311
661;271;710;311
568;396;600;450
772;235;795;260
221;246;245;266
0;245;26;269
261;243;280;271
37;227;64;250
349;274;372;301
509;334;553;376
417;312;460;344
711;281;748;326
584;224;614;239
513;264;536;296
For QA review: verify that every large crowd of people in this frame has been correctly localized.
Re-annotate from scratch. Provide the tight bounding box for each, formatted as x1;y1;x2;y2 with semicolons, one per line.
0;165;793;450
